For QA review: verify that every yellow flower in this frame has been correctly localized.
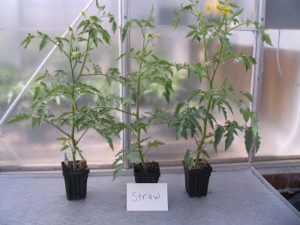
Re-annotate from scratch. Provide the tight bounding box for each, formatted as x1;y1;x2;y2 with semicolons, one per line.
205;61;210;66
81;11;86;17
147;32;154;39
88;59;92;64
155;33;161;39
61;140;66;146
205;5;211;12
223;7;230;14
216;3;221;10
68;26;73;32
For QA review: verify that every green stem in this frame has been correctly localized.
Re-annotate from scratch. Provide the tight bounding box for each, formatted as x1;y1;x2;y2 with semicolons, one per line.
76;129;88;146
136;31;147;171
44;120;71;138
69;36;78;170
75;36;91;83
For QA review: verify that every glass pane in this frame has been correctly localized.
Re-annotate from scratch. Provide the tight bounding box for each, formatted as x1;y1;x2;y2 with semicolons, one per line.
258;29;300;157
0;0;120;167
129;0;255;163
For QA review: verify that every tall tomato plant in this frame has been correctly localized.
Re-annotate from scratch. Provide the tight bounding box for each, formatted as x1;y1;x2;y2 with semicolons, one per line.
172;0;272;169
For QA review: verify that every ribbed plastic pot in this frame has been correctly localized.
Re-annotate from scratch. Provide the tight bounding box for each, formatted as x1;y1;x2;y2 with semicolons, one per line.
183;161;212;197
134;162;160;183
62;162;89;200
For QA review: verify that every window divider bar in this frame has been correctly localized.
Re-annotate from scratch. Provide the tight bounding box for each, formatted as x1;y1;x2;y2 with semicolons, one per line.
249;0;266;163
119;0;131;169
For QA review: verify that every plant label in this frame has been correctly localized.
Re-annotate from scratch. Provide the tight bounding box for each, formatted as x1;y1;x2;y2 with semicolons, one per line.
127;183;168;211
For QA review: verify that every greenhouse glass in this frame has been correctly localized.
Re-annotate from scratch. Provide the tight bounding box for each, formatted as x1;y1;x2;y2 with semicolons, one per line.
1;0;299;169
0;0;120;167
258;29;300;158
129;0;255;162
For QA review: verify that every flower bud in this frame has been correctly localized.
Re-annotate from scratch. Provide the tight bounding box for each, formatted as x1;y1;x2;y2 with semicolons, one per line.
72;51;81;59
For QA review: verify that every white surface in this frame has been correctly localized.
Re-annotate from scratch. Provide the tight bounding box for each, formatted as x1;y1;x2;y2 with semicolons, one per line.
0;166;300;225
127;183;168;211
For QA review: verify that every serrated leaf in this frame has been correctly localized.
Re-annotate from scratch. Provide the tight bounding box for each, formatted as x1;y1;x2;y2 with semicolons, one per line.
181;128;188;140
229;2;238;8
60;145;69;151
113;164;123;180
244;127;254;153
176;121;184;140
242;55;250;71
255;133;261;153
122;20;134;42
20;33;35;48
262;33;272;46
147;140;165;148
241;91;253;102
248;56;256;64
126;152;139;162
175;102;185;116
214;126;224;151
242;108;251;123
199;149;209;158
6;114;29;124
56;137;67;141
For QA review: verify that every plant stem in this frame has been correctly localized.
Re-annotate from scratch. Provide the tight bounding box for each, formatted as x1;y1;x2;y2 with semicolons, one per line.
44;119;71;138
136;32;147;171
69;36;78;170
75;36;91;83
195;30;224;164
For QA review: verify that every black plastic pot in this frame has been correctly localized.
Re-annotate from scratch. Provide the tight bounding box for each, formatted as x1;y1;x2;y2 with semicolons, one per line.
134;162;160;183
183;161;212;197
61;161;89;200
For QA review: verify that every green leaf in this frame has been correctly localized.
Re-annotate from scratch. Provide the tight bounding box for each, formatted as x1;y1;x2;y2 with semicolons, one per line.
147;140;165;148
225;131;234;151
33;87;40;100
182;4;193;11
20;33;35;48
255;133;261;153
77;20;86;30
176;121;184;140
113;164;123;181
242;55;250;71
181;128;188;140
34;74;47;82
96;24;110;44
248;56;256;64
262;33;272;46
229;2;238;8
32;117;38;128
6;114;29;124
122;20;134;42
38;32;49;51
224;123;236;151
232;8;243;17
244;127;254;153
242;108;251;123
56;137;67;141
106;136;114;150
112;21;117;33
214;126;224;151
60;145;69;151
126;152;139;162
241;91;253;102
198;149;209;158
184;149;195;169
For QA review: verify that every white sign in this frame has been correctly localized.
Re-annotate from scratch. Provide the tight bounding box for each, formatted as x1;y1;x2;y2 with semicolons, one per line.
127;183;168;211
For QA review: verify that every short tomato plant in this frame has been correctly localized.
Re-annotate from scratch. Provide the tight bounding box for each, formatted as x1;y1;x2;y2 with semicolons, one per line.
7;2;124;170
